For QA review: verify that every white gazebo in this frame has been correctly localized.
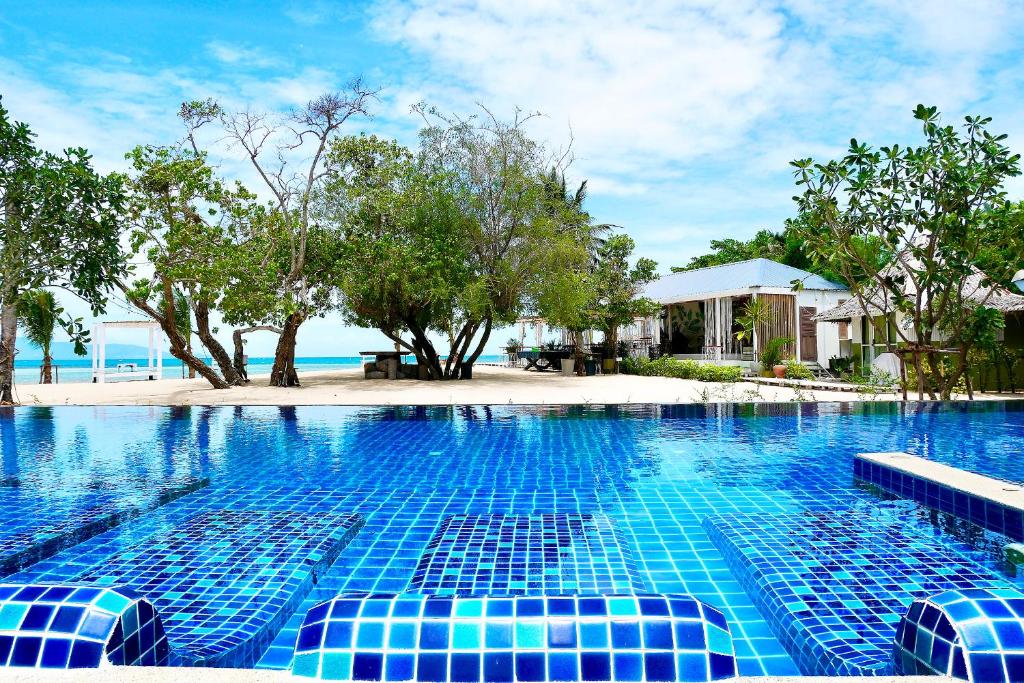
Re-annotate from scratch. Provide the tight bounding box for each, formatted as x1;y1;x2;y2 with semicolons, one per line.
91;320;164;383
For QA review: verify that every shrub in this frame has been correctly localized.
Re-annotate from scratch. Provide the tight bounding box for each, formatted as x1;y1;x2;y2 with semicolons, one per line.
619;356;742;382
760;336;794;372
783;360;814;380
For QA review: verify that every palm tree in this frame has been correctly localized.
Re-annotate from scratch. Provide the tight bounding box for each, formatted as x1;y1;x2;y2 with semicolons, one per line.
541;167;616;260
16;289;59;384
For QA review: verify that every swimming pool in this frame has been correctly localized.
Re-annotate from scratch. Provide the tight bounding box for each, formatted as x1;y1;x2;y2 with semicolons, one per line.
1;402;1022;676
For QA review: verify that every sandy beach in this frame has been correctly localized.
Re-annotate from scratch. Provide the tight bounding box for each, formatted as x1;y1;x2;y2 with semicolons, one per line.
10;364;1010;406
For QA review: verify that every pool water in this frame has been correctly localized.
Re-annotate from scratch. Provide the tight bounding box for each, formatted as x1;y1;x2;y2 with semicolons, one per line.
1;402;1022;675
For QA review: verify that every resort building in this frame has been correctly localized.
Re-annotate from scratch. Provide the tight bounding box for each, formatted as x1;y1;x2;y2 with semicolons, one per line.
814;263;1024;384
644;258;849;370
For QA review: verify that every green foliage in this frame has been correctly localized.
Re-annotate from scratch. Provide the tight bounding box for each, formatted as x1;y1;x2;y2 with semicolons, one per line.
1;98;126;400
16;289;88;357
323;133;479;377
669;223;881;286
782;359;814;380
590;234;659;342
620;355;742;382
1;99;128;307
734;298;768;343
760;336;794;372
326;108;586;380
791;104;1022;399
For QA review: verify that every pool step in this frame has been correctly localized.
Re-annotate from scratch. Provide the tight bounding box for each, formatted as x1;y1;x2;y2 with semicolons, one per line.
0;476;209;577
409;513;648;596
0;585;168;668
74;509;364;667
703;509;1011;676
855;451;1024;540
291;593;737;682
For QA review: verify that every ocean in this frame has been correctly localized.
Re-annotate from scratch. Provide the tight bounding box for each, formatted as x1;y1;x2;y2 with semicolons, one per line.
13;355;505;385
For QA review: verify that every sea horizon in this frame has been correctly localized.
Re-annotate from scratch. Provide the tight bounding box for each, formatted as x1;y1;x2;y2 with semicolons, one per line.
14;354;505;384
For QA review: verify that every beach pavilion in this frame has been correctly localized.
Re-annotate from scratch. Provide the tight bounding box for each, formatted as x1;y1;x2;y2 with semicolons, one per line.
644;259;849;369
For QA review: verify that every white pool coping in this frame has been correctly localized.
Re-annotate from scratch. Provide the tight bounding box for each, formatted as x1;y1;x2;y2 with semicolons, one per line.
857;451;1024;511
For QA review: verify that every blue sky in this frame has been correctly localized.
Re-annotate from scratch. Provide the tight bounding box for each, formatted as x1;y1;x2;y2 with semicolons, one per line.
3;1;1024;356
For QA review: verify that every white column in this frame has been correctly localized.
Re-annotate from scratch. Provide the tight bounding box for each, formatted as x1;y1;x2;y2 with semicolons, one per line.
156;327;163;380
97;325;106;384
91;324;97;382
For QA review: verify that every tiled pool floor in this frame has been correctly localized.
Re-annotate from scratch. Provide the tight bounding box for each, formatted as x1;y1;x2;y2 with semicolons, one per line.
1;403;1022;675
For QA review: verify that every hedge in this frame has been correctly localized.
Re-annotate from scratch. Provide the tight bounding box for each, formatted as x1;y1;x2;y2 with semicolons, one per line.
619;356;743;382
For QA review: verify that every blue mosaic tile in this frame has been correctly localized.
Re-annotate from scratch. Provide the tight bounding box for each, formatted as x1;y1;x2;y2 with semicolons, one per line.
75;509;363;667
0;477;208;577
409;514;648;597
855;456;1024;541
3;403;1024;674
704;509;1013;676
895;587;1024;682
0;584;168;668
291;593;736;681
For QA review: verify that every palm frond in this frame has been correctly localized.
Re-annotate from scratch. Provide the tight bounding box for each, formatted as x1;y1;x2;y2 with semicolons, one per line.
16;289;58;354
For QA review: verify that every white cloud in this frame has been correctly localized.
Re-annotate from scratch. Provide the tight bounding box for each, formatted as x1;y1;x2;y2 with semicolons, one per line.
205;41;282;69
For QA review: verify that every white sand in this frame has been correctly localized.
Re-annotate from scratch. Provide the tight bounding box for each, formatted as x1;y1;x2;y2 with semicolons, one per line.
5;364;945;406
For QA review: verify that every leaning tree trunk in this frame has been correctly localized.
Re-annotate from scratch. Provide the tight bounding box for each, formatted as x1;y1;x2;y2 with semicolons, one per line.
192;301;244;386
0;299;17;404
270;312;304;387
41;353;53;384
120;283;230;390
464;318;493;372
231;326;282;381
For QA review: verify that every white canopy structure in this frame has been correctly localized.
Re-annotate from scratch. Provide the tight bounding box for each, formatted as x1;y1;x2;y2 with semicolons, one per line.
91;321;164;383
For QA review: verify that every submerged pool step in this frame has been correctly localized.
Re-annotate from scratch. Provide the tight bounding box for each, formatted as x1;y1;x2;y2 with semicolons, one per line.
409;513;648;596
0;476;209;577
855;451;1024;540
703;509;1011;676
75;509;364;668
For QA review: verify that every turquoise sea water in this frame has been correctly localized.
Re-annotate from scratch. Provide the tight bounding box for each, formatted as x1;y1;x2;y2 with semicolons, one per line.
14;355;505;384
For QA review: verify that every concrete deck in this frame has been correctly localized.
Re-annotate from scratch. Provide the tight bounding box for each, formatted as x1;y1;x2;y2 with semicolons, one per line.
9;366;907;406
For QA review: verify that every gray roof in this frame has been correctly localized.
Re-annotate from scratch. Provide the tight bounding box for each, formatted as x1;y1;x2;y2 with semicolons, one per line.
815;269;1024;321
643;258;847;304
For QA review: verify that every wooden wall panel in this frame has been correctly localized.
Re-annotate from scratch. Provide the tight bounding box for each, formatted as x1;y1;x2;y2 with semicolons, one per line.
756;294;796;358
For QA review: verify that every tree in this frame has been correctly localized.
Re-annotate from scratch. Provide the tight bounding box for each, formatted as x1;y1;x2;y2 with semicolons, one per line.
532;236;595;374
158;289;194;379
121;143;260;388
412;105;563;377
327;107;565;380
16;290;87;384
323;134;479;380
213;83;377;386
590;235;659;371
791;105;1023;400
0;99;127;404
670;222;886;286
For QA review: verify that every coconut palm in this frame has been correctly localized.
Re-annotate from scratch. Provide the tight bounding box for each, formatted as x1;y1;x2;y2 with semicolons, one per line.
541;167;615;260
16;289;59;383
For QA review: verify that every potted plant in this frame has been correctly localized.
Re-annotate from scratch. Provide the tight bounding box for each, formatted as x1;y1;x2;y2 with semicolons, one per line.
760;337;793;378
